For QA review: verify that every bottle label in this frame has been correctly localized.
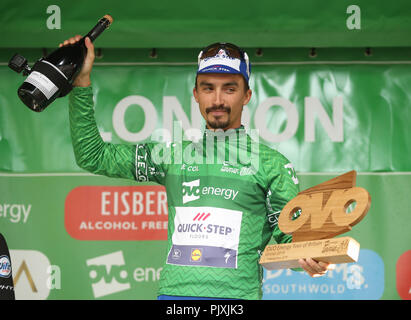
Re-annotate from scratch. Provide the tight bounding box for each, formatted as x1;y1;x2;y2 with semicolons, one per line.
24;71;59;99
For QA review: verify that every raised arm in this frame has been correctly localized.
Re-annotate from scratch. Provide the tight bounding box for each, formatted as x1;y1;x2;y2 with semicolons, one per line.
64;35;136;180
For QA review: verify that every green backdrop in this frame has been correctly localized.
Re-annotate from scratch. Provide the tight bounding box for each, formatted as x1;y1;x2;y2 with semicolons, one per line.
3;0;411;48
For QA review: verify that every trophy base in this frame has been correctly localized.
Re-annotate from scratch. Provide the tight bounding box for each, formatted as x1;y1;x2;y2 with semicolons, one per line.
259;236;360;270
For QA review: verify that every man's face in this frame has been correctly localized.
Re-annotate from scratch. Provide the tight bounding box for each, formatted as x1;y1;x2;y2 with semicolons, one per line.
193;73;252;130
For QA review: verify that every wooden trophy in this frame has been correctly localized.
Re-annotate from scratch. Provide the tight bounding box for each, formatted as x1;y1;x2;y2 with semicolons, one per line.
259;170;371;270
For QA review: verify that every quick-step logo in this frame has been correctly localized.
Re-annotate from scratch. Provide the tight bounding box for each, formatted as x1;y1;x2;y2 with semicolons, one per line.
176;211;233;236
167;206;242;269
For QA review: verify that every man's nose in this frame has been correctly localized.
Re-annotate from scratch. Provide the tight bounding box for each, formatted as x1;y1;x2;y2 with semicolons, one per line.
212;89;224;106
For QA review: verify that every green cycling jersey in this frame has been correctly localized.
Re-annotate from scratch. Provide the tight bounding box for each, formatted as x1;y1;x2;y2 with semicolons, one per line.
69;86;300;299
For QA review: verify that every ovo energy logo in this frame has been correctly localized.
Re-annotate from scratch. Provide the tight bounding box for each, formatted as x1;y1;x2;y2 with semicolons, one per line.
278;171;371;242
86;251;130;298
182;180;201;204
86;251;162;298
181;179;240;204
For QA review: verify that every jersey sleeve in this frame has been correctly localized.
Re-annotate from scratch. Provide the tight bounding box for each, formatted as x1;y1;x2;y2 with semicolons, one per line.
135;143;167;185
69;86;166;184
264;151;300;244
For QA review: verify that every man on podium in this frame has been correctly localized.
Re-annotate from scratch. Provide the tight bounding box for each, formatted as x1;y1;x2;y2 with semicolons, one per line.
63;35;330;299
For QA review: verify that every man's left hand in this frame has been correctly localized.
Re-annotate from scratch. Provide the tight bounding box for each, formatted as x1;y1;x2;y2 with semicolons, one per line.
298;258;334;277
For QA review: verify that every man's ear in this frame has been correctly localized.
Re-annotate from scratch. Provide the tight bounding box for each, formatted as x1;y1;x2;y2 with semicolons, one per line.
243;89;252;106
193;87;199;103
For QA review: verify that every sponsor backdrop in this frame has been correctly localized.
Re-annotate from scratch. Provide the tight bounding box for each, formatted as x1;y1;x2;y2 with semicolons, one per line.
1;1;411;300
1;62;410;300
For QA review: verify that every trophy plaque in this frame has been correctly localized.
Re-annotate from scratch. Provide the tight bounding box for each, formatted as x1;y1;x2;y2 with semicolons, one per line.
259;170;371;270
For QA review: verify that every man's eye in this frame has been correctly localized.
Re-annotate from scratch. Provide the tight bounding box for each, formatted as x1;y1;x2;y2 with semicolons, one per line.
226;87;236;93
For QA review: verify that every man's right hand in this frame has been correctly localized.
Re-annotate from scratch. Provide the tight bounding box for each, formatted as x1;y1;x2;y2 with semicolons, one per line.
59;35;95;87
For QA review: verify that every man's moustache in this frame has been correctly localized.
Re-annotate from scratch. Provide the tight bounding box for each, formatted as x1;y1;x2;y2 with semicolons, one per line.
206;105;231;113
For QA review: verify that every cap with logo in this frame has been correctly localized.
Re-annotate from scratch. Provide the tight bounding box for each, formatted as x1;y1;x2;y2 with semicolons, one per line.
197;42;251;84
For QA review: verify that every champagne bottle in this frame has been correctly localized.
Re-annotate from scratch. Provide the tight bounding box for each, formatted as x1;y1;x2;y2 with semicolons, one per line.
9;14;113;112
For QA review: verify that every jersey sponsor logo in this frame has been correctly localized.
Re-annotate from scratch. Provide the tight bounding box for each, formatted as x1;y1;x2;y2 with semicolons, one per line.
220;161;256;176
182;179;201;204
190;249;202;262
171;248;182;260
176;211;233;236
136;144;149;181
193;212;210;221
180;164;199;172
284;163;299;184
167;206;243;269
267;210;281;228
182;179;239;204
135;144;165;182
265;189;301;228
